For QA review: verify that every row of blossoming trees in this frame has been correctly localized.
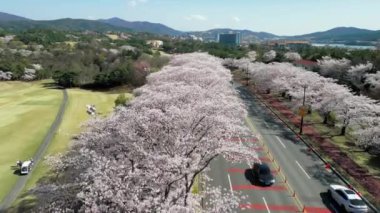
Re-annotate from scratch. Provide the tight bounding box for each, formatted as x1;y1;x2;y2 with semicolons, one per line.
31;53;257;212
225;59;380;154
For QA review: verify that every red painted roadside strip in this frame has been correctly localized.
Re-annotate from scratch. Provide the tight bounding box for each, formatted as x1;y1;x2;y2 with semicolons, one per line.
232;185;286;191
240;204;298;212
227;168;246;173
303;206;332;213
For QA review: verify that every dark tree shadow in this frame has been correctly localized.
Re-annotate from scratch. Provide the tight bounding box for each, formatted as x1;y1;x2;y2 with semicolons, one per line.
5;191;38;213
41;82;64;90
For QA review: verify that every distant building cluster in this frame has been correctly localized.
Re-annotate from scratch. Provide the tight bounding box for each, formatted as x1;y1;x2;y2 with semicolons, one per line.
217;33;241;46
267;40;310;49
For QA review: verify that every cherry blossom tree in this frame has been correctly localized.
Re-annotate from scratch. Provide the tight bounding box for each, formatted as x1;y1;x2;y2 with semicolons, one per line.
284;52;302;61
247;51;257;62
364;71;380;98
32;53;257;212
317;84;352;124
334;95;377;135
348;62;373;90
353;116;380;153
318;56;351;83
263;50;276;63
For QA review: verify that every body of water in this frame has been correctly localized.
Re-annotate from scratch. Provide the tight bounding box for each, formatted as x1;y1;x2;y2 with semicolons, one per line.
312;43;377;50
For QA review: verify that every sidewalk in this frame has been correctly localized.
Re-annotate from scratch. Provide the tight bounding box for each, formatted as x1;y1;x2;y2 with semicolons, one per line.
247;85;380;207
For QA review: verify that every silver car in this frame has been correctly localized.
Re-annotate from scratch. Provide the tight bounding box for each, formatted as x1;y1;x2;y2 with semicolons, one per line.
328;184;368;213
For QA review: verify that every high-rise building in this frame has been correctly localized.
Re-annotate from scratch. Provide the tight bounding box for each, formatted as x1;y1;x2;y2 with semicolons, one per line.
217;33;241;46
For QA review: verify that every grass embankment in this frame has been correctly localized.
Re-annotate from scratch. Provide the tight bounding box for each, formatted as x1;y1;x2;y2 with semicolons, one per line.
0;81;62;202
12;88;132;210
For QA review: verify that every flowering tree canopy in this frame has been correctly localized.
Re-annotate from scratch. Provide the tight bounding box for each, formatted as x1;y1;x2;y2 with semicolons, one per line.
263;50;276;62
32;53;258;212
229;59;380;151
284;52;302;61
318;56;351;83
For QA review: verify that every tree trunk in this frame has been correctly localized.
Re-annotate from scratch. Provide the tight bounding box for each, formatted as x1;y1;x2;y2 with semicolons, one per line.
130;159;134;173
266;88;271;94
184;174;188;206
341;126;346;136
323;114;328;124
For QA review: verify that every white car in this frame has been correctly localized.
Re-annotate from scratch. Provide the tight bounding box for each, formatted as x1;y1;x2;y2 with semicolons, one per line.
20;160;33;175
328;184;368;213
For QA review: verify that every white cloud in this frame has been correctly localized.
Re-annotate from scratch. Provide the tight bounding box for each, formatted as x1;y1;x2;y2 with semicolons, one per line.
233;16;241;23
128;0;147;7
185;14;207;21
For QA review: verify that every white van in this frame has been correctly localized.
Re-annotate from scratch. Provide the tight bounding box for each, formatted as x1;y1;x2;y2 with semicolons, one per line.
20;161;32;175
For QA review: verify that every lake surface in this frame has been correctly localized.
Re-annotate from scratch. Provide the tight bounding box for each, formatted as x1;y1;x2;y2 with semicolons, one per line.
312;43;377;50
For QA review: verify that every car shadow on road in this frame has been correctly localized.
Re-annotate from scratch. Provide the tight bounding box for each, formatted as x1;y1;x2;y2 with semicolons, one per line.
320;192;340;213
244;169;256;185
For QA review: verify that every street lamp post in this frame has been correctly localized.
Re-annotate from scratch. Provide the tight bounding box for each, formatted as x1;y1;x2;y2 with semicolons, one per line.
299;85;307;134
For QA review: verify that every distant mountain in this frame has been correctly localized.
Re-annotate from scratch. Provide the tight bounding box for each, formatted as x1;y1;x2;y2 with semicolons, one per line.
0;18;129;32
99;17;182;36
0;12;379;44
287;27;380;44
0;12;29;21
188;28;280;42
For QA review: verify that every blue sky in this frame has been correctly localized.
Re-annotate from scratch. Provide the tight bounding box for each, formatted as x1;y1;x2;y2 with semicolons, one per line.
2;0;380;35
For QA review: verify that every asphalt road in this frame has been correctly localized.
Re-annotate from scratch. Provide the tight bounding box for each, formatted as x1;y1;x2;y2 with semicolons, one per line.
207;82;362;212
0;89;68;212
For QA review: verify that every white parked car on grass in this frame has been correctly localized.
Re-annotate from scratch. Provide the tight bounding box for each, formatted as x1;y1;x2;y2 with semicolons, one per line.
328;184;368;213
20;160;33;175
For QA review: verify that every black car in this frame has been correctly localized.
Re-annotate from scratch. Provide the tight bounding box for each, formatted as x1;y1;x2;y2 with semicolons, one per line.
253;163;275;186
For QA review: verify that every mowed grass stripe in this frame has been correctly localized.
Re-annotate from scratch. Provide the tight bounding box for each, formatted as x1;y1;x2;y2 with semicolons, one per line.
0;80;62;202
11;88;131;210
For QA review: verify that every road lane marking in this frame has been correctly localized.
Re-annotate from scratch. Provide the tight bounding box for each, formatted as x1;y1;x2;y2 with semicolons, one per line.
275;136;286;149
295;160;311;179
227;174;234;195
262;197;271;213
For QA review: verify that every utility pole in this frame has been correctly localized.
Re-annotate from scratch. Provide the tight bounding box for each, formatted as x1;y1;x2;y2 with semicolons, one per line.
299;85;306;134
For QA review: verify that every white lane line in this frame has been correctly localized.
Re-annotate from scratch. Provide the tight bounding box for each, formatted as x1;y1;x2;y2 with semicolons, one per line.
227;174;234;195
262;197;271;213
295;160;311;179
275;136;286;149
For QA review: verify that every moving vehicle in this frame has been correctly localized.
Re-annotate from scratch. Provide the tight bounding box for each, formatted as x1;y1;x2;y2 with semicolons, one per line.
328;184;368;213
253;162;275;186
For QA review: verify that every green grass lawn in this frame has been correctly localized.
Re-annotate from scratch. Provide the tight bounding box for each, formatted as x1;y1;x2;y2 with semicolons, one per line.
11;88;132;210
0;80;62;202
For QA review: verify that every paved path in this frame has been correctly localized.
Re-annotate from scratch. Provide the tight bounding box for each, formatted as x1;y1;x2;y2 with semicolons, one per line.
206;82;361;212
0;89;68;212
